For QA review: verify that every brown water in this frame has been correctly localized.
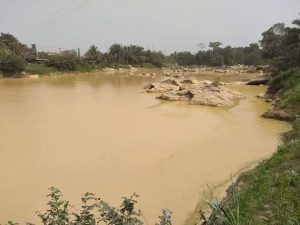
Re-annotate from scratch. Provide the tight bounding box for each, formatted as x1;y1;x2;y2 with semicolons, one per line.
0;71;290;224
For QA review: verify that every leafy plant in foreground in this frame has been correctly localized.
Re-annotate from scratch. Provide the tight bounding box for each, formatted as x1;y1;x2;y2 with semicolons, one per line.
37;187;70;225
35;187;172;225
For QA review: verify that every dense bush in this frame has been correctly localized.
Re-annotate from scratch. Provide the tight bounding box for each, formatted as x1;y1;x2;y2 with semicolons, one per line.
261;17;300;73
267;67;300;94
266;68;300;116
75;59;95;72
173;43;262;67
46;55;76;71
0;53;25;76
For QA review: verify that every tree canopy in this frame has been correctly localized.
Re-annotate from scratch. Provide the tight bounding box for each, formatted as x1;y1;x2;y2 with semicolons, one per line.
0;33;29;59
260;16;300;72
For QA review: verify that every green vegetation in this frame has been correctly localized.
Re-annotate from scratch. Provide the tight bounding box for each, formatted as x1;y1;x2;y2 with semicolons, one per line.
46;55;77;71
280;83;300;112
260;18;300;73
268;68;300;94
0;33;29;59
266;68;300;116
25;64;57;75
0;52;26;76
0;32;30;76
172;43;262;67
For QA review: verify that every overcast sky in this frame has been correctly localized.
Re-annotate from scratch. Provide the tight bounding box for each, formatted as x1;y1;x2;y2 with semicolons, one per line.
0;0;299;54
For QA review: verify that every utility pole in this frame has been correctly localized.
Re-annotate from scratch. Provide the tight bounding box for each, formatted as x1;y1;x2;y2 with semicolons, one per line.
36;45;39;59
31;44;38;59
78;48;81;58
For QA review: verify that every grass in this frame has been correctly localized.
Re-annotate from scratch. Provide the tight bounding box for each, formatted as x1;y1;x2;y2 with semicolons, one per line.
25;63;98;75
274;68;300;116
279;82;300;115
268;67;300;95
25;64;57;76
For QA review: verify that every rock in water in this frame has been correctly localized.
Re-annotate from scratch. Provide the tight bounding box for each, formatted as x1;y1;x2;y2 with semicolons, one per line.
144;78;245;107
262;110;295;121
246;76;271;85
190;86;244;107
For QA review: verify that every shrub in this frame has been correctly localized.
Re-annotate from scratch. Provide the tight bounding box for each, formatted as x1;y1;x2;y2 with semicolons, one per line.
267;67;300;94
35;187;173;225
25;64;57;75
75;59;95;72
46;55;76;71
0;53;25;76
142;63;155;68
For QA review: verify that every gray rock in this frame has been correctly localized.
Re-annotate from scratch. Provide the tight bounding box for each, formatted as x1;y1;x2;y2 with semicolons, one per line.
246;76;271;85
262;110;295;121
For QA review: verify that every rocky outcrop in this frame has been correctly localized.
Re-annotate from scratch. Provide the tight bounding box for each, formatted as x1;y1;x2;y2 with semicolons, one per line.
190;86;244;107
165;65;267;75
261;109;295;122
246;75;271;85
144;78;181;93
256;93;274;103
144;78;245;107
140;72;157;77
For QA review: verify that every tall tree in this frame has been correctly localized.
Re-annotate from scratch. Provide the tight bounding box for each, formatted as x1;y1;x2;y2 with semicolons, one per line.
84;45;102;63
209;41;222;52
109;44;123;64
260;23;286;59
0;33;29;58
260;16;300;71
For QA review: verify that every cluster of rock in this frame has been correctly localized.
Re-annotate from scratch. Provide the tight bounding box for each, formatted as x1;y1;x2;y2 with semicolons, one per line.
256;93;295;121
165;65;268;75
163;71;183;78
144;78;245;107
140;72;157;77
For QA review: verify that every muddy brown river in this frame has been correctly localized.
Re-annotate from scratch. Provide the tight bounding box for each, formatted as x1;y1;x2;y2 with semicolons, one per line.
0;71;290;224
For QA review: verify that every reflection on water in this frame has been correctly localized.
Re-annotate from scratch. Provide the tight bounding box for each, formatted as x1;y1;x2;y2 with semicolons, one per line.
0;71;290;225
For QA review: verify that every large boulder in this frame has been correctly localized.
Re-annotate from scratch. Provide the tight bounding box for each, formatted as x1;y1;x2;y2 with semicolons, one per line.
157;89;192;102
144;79;180;93
261;109;295;122
190;86;244;107
246;76;271;85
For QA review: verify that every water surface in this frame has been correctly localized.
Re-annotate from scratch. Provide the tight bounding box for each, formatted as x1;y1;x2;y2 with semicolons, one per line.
0;71;290;224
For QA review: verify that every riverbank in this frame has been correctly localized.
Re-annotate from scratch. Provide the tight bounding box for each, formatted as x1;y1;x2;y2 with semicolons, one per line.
0;64;266;80
202;68;300;225
0;63;161;78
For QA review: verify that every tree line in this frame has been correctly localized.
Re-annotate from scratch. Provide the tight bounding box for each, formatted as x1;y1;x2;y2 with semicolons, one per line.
84;44;165;68
0;34;167;75
260;18;300;73
0;14;299;76
172;42;262;67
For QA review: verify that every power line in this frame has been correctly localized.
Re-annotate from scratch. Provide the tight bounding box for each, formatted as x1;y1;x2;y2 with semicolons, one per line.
23;0;93;35
47;0;93;25
36;0;77;27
